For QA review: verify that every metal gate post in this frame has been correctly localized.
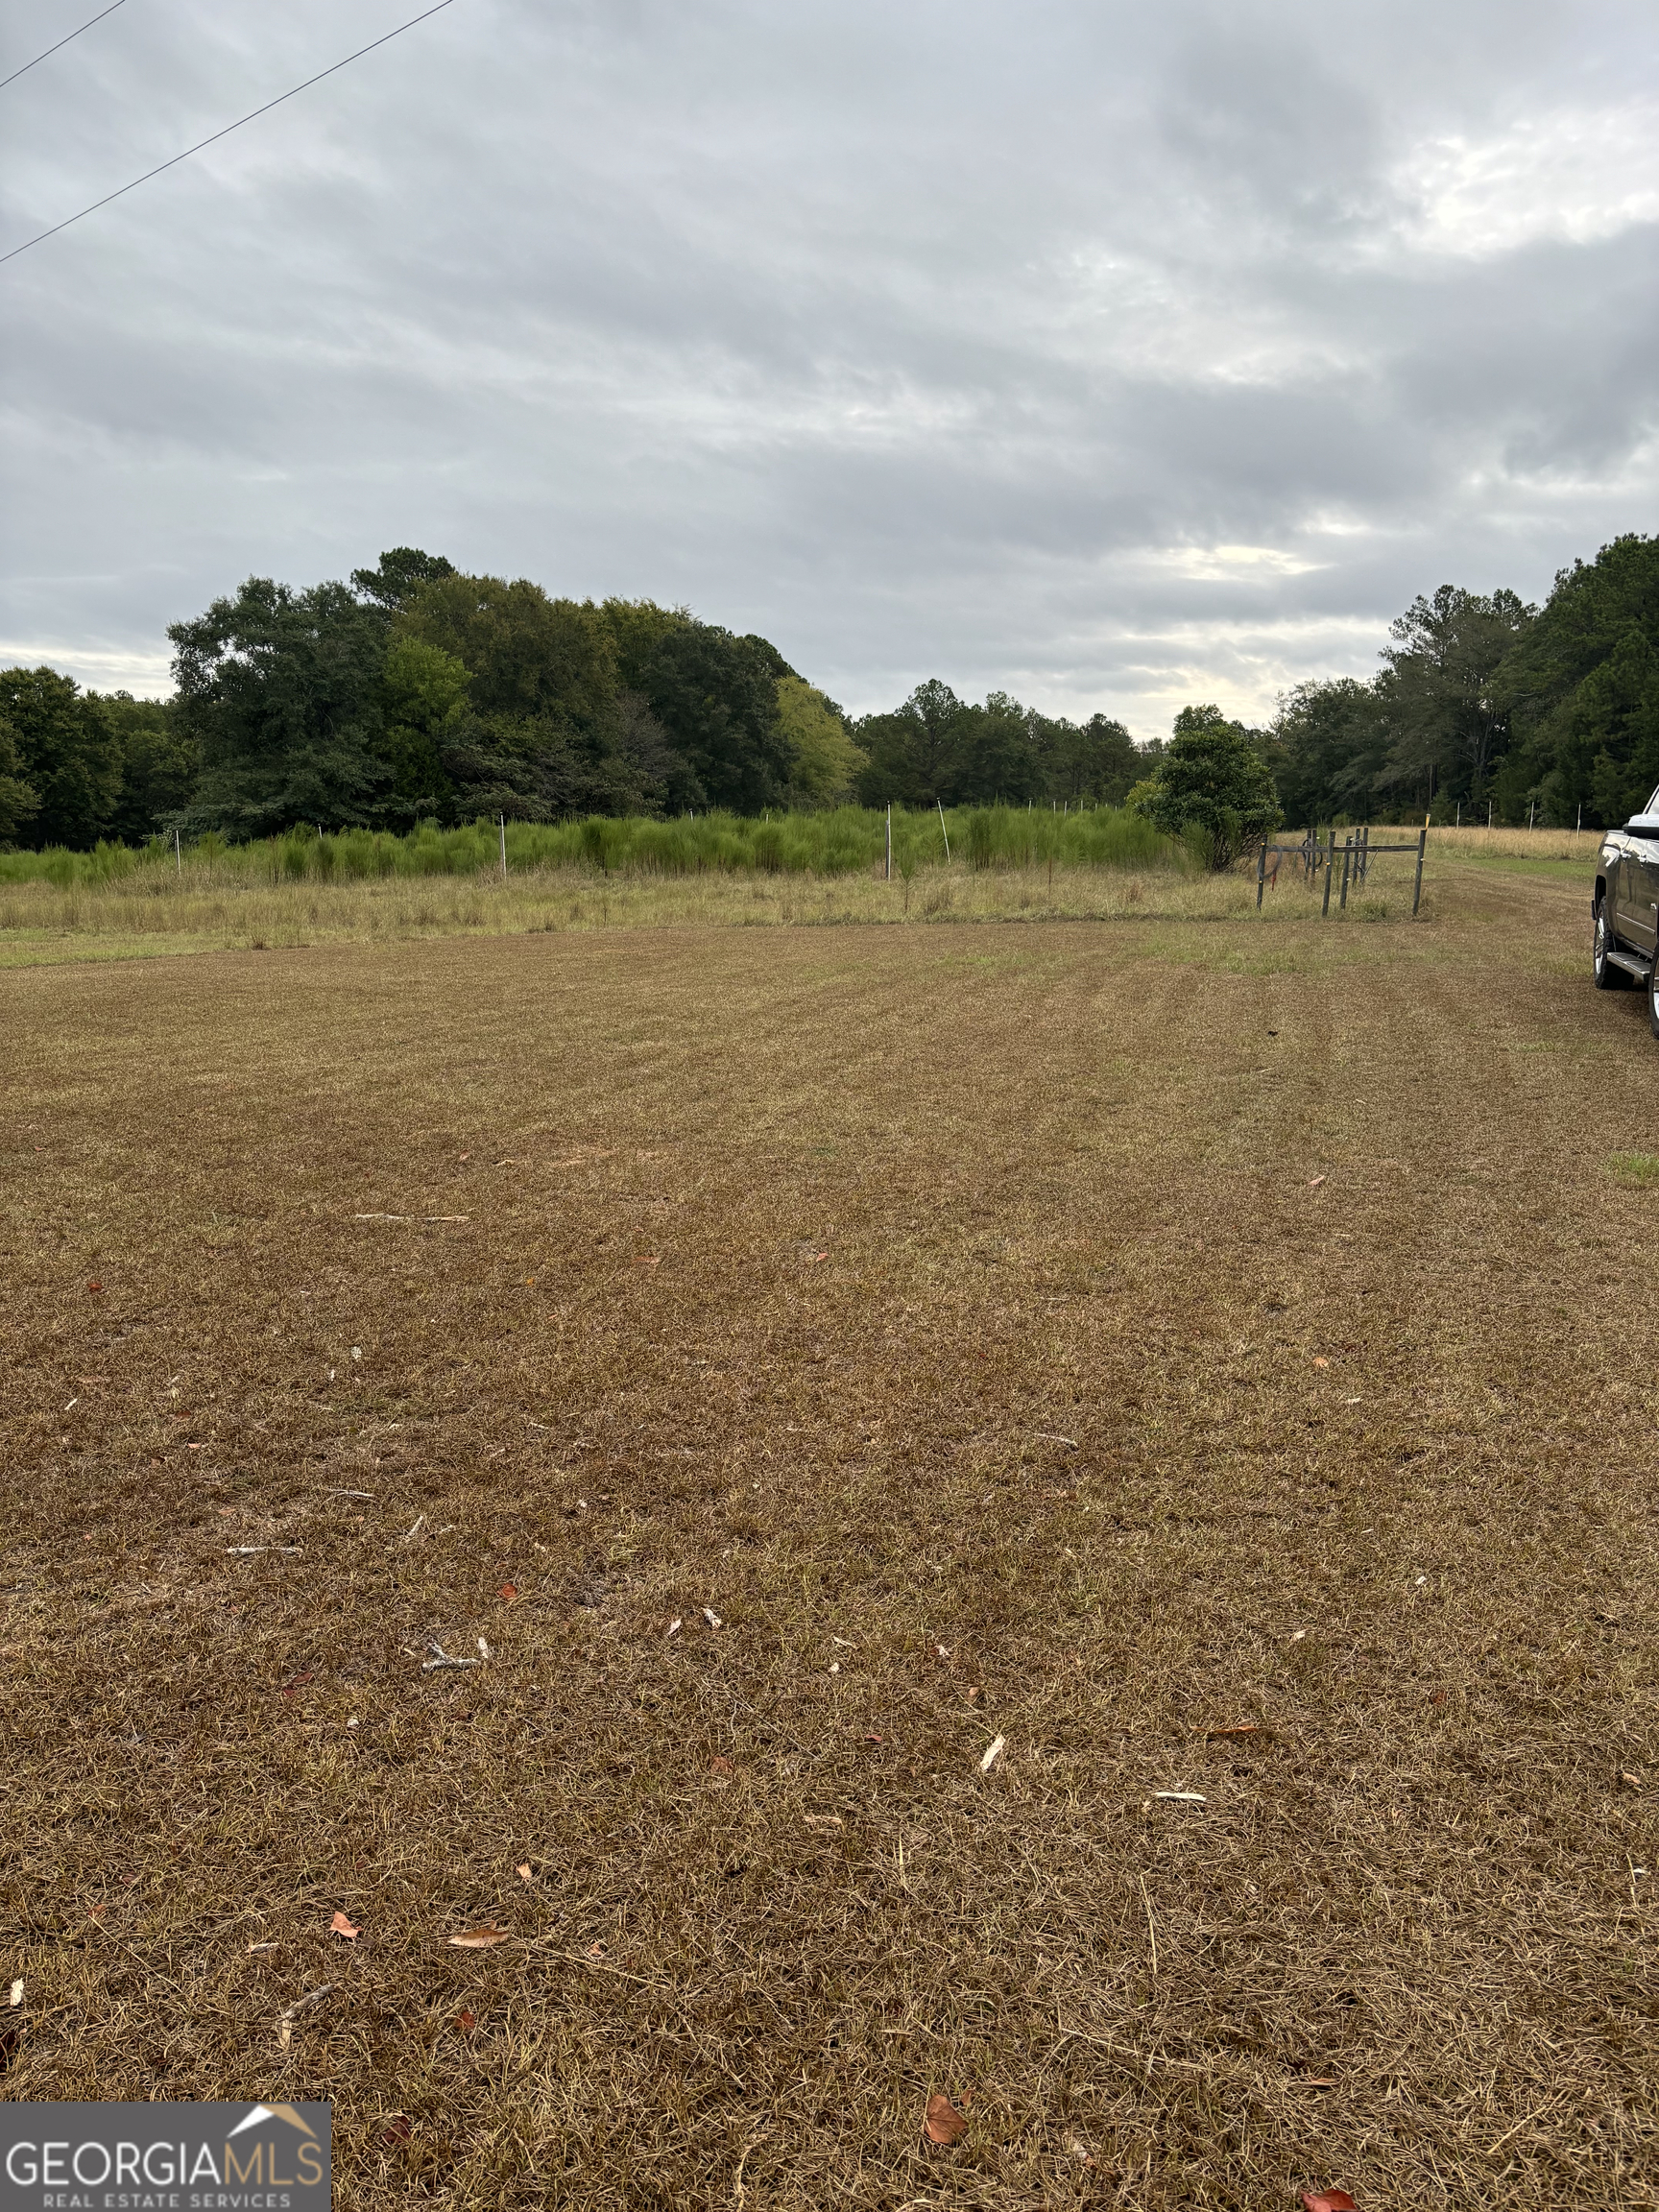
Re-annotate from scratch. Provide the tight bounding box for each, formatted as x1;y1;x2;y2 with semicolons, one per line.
1412;823;1427;916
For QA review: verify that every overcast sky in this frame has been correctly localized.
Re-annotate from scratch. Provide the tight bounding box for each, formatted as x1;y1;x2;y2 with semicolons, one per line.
2;0;1656;733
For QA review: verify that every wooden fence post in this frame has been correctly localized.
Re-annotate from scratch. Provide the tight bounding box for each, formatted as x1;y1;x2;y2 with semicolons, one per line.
1257;840;1266;909
1322;829;1335;916
1412;822;1427;917
1339;836;1352;910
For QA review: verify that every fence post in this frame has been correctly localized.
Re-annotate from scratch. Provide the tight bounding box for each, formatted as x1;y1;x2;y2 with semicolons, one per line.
1412;822;1427;916
1322;828;1335;916
886;805;892;881
1257;839;1266;909
174;826;181;878
1360;822;1370;883
1339;835;1352;910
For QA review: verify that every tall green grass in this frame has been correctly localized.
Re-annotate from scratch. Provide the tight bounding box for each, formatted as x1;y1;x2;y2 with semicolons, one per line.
0;803;1180;889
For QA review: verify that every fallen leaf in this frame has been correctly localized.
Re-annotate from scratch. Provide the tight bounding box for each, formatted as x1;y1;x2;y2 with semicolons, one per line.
634;1255;661;1266
516;1863;533;1881
280;1671;315;1697
979;1733;1006;1775
449;1926;511;1949
1153;1791;1207;1804
330;1911;359;1940
1301;2192;1356;2212
862;1732;884;1743
7;1980;21;2008
710;1756;733;1775
924;2092;969;2146
1312;1356;1330;1368
1061;2128;1094;2163
457;2008;476;2032
380;2115;413;2147
87;1280;103;1293
702;1607;722;1629
805;1813;844;1831
1618;1769;1643;1791
247;1941;277;1955
1206;1722;1260;1739
666;1617;682;1636
499;1582;518;1604
586;1940;609;1960
1308;1175;1326;1190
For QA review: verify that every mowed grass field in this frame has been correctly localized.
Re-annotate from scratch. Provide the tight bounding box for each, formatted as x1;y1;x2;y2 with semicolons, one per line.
2;854;1655;2208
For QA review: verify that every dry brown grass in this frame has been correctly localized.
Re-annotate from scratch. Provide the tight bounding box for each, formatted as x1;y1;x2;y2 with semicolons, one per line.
2;854;1654;2208
0;853;1403;968
1383;822;1598;864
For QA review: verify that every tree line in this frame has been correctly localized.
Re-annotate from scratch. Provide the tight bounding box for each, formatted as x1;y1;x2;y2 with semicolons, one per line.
4;528;1654;852
1269;534;1659;828
0;548;1146;851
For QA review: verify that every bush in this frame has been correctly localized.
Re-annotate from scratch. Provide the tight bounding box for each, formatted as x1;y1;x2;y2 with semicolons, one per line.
1131;708;1281;871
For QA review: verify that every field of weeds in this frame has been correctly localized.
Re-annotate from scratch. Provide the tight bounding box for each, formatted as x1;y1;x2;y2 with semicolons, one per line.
2;849;1654;2209
0;843;1431;967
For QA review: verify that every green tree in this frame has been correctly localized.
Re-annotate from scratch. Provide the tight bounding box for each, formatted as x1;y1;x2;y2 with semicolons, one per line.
1129;705;1281;869
1270;678;1388;826
1492;536;1659;826
0;666;123;848
398;575;696;818
401;574;617;725
776;676;865;806
1033;710;1141;803
1376;585;1534;813
0;710;39;846
602;601;794;811
99;693;199;843
380;635;469;820
954;691;1043;803
351;546;457;611
853;679;972;806
170;578;394;836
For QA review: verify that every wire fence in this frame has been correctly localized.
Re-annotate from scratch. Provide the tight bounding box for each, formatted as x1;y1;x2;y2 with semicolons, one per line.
1255;824;1430;916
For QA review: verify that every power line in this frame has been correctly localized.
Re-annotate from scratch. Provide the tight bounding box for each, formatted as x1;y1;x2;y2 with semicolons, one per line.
0;1;127;96
0;0;459;268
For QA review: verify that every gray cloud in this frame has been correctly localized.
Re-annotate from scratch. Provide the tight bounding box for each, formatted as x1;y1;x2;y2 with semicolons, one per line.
2;0;1657;733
